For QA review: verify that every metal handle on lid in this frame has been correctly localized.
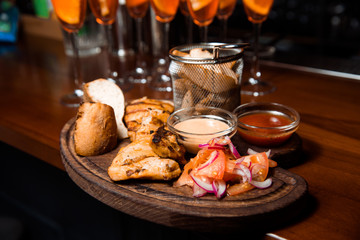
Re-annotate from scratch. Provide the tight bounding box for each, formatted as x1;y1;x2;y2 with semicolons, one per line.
213;43;250;59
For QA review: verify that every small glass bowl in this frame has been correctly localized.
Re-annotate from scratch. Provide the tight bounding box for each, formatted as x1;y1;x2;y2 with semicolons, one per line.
233;102;300;147
167;106;238;154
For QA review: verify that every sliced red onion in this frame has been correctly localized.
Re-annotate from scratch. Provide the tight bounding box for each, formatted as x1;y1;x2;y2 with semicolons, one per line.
247;148;258;155
208;137;221;145
233;168;247;182
193;181;207;197
265;149;271;157
197;150;219;170
190;174;214;193
228;141;241;158
234;164;252;182
198;143;210;148
247;148;271;158
207;146;226;150
214;137;229;146
250;178;272;189
235;157;245;164
212;179;227;199
214;142;227;146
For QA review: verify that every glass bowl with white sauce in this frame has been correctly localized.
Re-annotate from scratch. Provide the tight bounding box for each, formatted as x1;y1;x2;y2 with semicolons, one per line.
167;106;238;154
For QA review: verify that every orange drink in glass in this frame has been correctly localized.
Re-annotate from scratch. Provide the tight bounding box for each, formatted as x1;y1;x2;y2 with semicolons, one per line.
243;0;273;23
187;0;219;26
125;0;151;84
241;0;276;96
126;0;149;18
187;0;219;42
217;0;236;20
217;0;236;41
149;0;180;91
89;0;119;25
150;0;179;23
51;0;87;107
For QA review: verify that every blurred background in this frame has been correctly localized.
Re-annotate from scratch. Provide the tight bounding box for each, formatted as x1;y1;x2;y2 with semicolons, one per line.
9;0;360;77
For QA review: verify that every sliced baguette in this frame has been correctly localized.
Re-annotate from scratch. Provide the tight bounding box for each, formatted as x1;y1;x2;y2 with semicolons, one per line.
74;102;117;156
83;79;128;139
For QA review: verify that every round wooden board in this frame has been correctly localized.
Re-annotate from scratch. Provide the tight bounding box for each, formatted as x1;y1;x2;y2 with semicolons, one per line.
60;118;308;233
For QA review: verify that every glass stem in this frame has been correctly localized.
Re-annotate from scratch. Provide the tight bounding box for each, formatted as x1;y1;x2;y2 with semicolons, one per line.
69;31;83;95
220;18;228;42
200;25;208;43
104;24;117;79
186;15;193;43
135;18;146;68
105;24;114;53
250;22;262;84
161;22;170;60
136;18;145;55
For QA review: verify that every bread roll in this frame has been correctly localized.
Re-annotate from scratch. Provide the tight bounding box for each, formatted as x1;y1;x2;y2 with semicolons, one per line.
74;102;117;156
83;79;128;139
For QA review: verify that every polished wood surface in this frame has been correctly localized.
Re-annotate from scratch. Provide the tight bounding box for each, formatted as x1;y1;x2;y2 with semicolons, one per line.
1;34;359;239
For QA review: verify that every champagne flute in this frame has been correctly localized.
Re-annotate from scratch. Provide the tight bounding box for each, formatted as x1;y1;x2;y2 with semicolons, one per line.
89;0;132;90
217;0;236;41
179;0;193;43
242;0;276;96
125;0;151;84
150;0;179;92
51;0;87;107
186;0;219;42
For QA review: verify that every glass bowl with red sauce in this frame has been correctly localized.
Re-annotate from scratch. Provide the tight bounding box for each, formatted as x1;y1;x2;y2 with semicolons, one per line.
233;102;300;147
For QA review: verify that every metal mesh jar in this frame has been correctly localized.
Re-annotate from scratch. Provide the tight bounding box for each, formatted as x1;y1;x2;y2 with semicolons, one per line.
169;43;247;111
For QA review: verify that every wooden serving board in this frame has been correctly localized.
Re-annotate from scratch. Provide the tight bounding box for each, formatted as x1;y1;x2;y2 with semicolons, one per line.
60;118;308;233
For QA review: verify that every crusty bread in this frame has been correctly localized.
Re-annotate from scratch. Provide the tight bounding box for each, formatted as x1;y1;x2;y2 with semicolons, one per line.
74;102;117;156
83;79;128;139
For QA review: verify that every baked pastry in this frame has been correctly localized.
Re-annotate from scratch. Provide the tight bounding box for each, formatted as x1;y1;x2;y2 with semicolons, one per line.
74;102;117;156
83;78;128;139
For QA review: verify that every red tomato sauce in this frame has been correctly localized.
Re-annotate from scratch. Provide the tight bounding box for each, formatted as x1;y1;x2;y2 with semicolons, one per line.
237;112;293;146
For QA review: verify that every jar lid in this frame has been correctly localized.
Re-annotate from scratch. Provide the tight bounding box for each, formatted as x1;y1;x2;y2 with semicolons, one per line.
169;43;249;64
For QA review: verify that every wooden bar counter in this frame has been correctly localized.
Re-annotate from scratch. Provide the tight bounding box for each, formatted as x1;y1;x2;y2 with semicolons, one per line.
0;34;359;239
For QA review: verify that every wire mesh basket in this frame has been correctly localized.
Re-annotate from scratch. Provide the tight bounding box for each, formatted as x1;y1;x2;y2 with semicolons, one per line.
169;43;247;111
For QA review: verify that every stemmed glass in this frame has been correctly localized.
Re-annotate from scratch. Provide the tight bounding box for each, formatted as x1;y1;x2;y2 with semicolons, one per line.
125;0;151;84
216;0;236;41
89;0;132;90
179;0;193;43
186;0;219;42
241;0;276;96
150;0;180;92
51;0;87;107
